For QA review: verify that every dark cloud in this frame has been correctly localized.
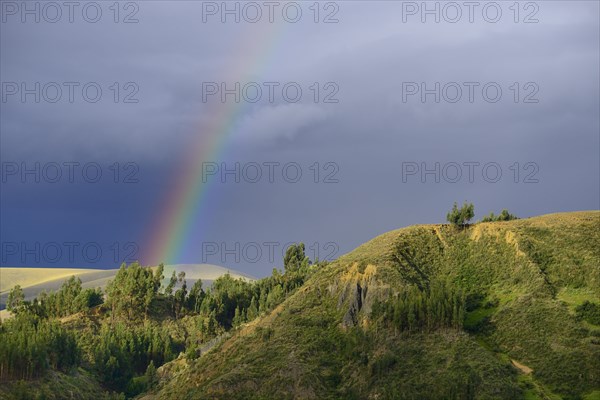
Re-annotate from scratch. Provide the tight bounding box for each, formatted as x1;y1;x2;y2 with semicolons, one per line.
1;1;598;276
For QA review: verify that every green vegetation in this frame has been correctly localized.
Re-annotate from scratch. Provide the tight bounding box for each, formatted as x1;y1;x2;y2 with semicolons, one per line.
1;212;599;400
447;201;475;227
153;211;599;400
0;243;321;399
106;262;161;320
481;209;519;222
6;285;24;313
372;279;465;332
0;313;79;381
576;301;600;325
7;276;103;319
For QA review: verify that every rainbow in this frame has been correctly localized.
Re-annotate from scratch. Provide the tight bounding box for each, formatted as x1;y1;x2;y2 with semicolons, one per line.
145;21;284;266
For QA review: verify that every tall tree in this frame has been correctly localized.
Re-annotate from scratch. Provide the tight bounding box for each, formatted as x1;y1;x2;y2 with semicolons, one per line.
446;201;475;227
106;262;158;321
173;272;187;318
6;285;25;313
153;263;165;293
283;243;310;273
165;271;177;297
187;279;204;314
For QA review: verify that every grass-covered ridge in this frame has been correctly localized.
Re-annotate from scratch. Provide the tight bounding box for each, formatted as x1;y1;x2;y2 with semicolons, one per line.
154;211;600;400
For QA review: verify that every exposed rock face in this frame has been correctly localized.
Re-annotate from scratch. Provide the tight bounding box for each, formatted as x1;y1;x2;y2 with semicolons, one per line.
331;263;391;327
342;283;363;327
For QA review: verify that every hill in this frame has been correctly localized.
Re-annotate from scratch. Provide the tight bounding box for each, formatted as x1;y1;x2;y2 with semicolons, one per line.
0;264;255;314
152;211;600;400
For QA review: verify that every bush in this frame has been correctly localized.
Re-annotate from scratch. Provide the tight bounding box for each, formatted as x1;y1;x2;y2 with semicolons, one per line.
370;353;398;377
575;301;600;325
481;209;518;222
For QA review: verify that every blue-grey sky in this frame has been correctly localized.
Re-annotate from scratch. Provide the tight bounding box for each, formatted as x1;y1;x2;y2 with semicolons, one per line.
1;1;599;277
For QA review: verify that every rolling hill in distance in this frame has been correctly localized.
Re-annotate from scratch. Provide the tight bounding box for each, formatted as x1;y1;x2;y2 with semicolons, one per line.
1;211;598;399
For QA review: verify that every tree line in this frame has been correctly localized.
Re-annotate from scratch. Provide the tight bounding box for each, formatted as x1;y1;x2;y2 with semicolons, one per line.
0;313;79;381
372;280;465;333
446;202;518;226
6;276;103;319
0;243;320;396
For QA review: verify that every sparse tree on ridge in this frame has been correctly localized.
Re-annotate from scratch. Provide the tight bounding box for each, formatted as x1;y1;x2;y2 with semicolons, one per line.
446;202;475;227
481;209;518;222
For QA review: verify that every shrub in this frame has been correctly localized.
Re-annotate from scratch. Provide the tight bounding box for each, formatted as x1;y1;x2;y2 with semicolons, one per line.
481;209;518;222
575;301;600;325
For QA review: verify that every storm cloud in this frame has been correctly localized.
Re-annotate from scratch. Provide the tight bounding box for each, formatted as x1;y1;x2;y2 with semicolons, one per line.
1;1;598;276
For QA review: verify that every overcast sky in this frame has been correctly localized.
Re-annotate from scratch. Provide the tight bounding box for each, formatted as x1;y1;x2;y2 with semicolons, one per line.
1;1;598;277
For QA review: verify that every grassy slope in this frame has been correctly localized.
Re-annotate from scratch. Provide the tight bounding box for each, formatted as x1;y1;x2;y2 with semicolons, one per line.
153;211;600;400
0;368;121;400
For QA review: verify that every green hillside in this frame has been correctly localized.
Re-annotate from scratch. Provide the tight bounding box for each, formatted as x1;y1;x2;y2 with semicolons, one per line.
1;211;598;400
152;211;600;400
